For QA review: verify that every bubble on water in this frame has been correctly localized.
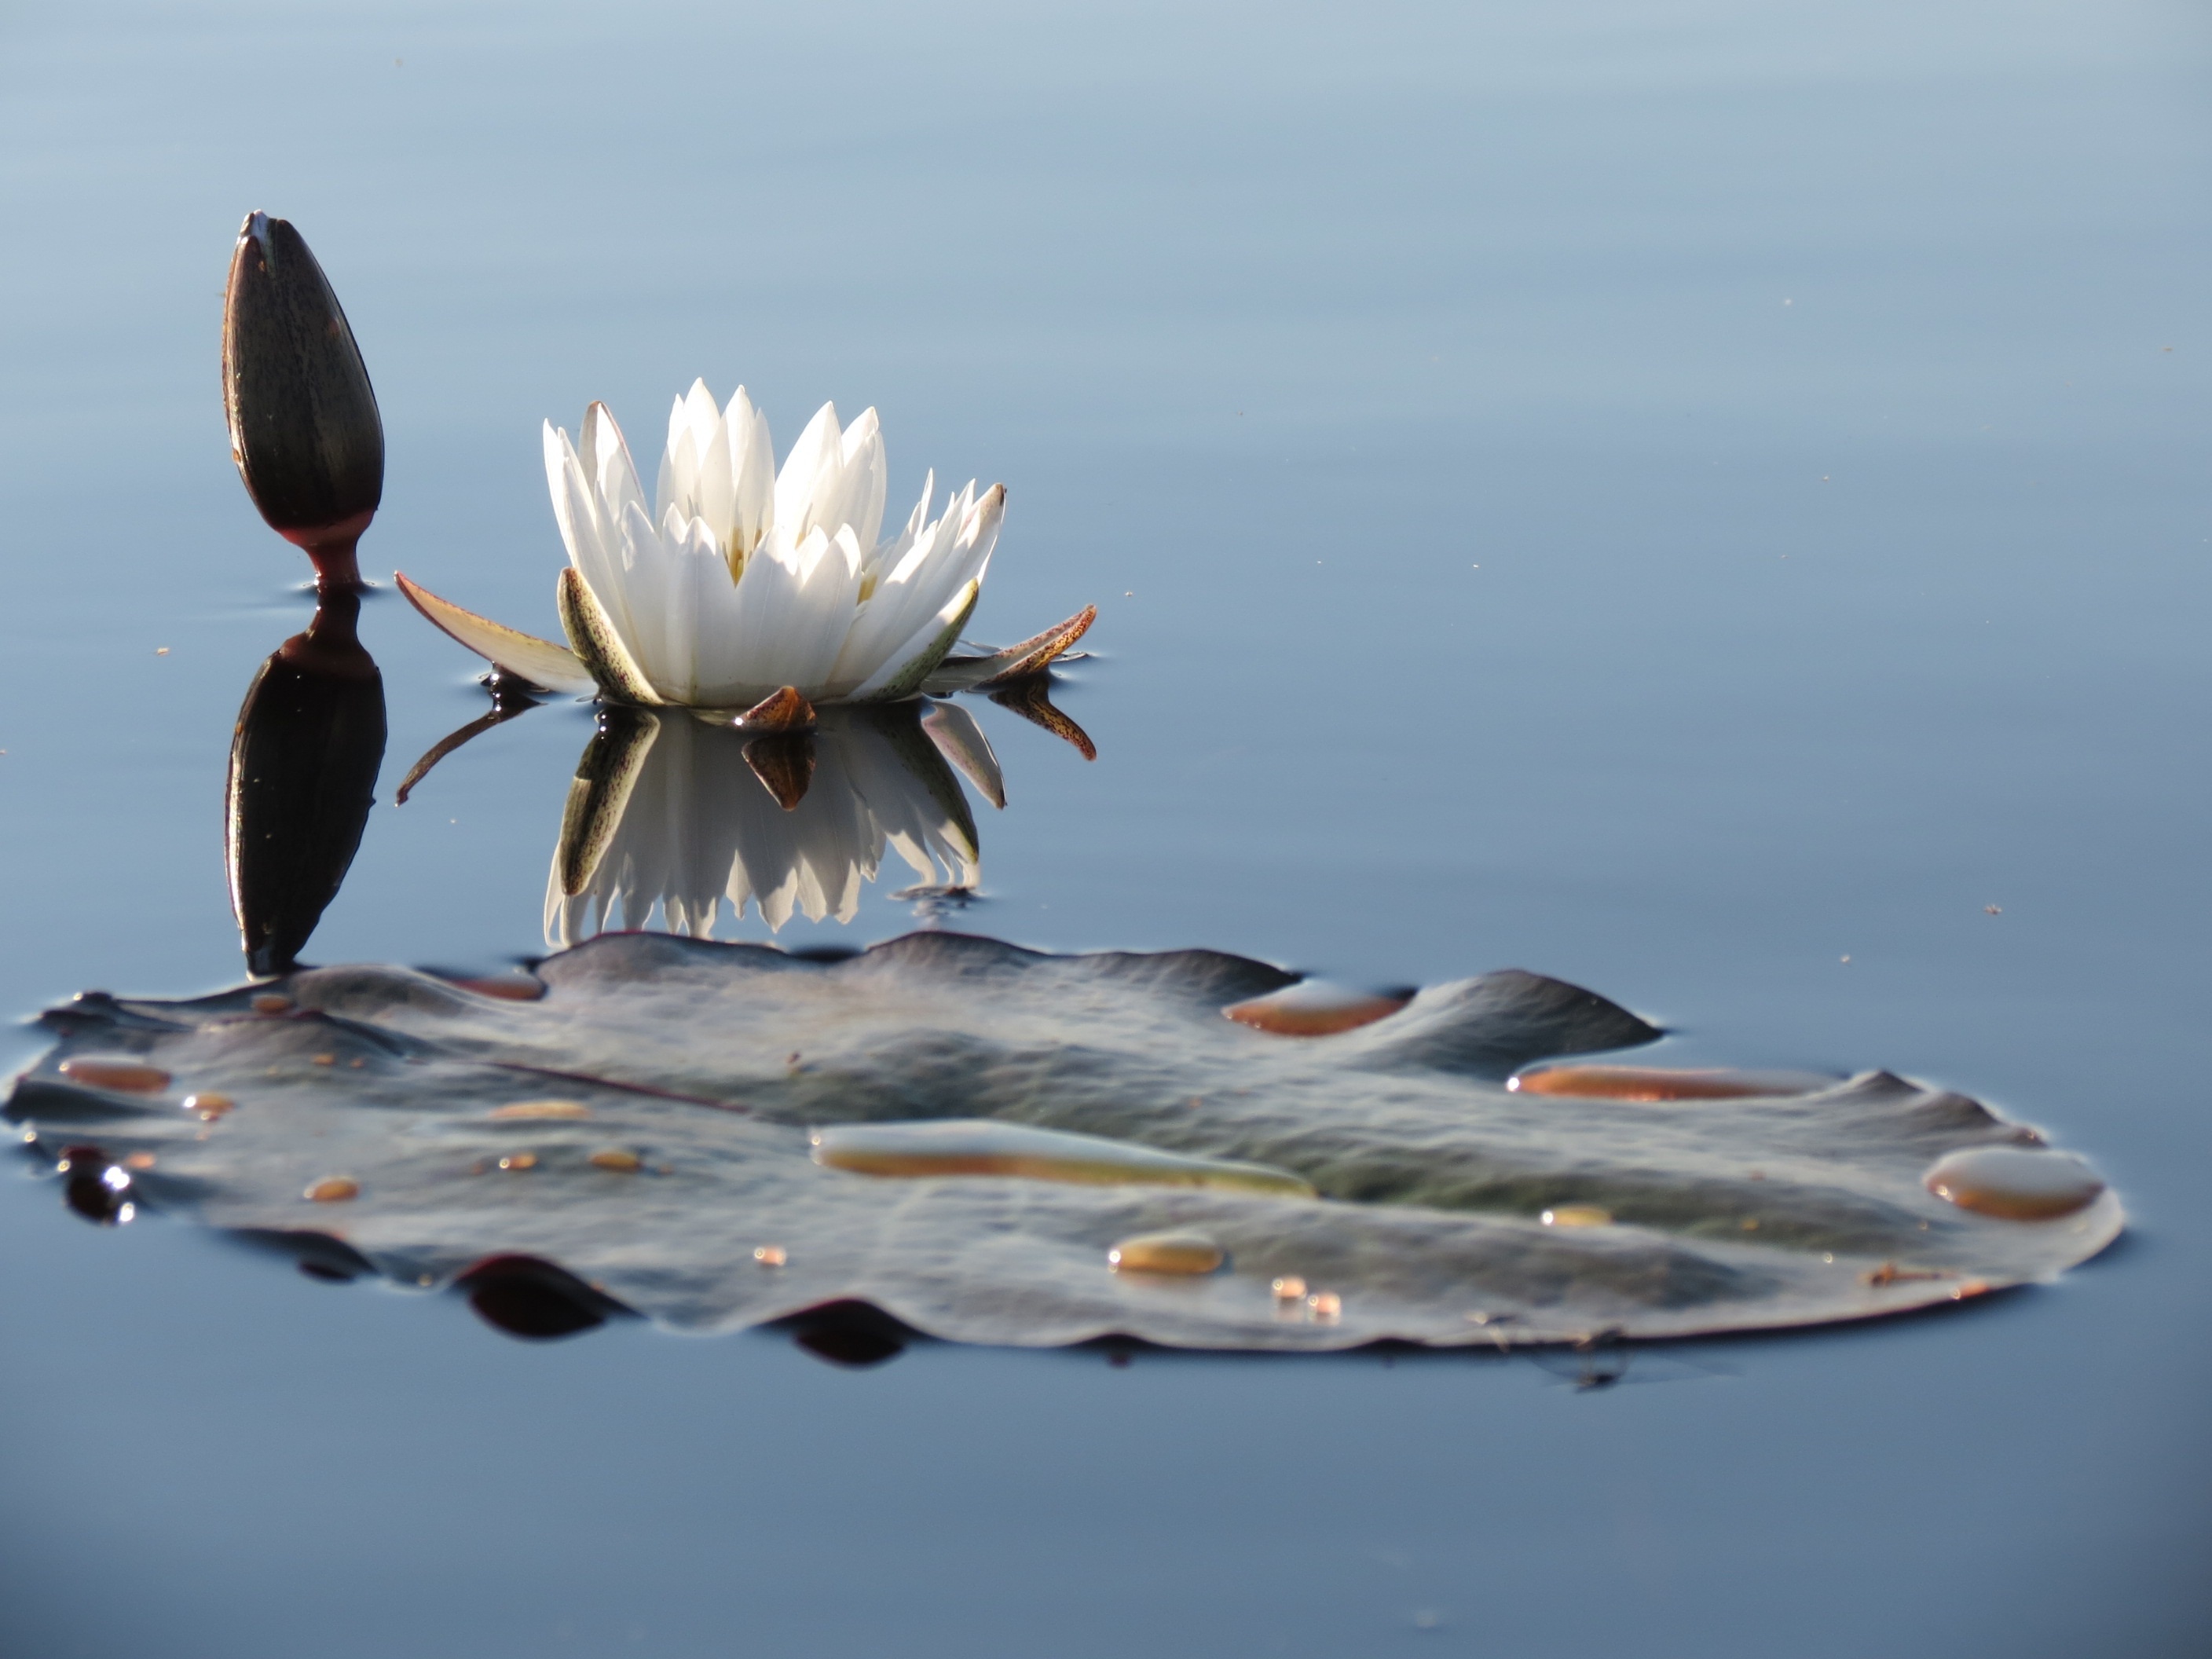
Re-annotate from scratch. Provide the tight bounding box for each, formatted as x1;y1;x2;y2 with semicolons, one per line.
1107;1230;1224;1274
753;1244;788;1266
1923;1146;2104;1221
497;1152;537;1171
57;1058;170;1093
305;1176;358;1202
1222;980;1412;1037
1306;1291;1342;1320
1271;1275;1308;1302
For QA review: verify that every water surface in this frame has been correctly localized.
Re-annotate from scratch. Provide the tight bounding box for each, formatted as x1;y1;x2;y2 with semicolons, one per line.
1;2;2207;1653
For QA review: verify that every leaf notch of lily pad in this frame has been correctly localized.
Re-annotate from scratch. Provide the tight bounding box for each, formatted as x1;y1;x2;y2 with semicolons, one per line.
556;568;662;705
394;573;598;696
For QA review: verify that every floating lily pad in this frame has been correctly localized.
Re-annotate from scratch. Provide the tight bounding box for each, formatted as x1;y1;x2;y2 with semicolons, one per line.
5;932;2119;1350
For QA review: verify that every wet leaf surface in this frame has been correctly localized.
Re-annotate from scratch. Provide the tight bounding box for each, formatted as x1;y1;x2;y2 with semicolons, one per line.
5;932;2119;1350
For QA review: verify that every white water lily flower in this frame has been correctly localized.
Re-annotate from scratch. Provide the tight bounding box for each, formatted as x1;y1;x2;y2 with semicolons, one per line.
398;380;1093;711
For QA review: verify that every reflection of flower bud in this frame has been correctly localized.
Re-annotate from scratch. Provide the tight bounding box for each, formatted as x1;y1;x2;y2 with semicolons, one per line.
227;588;387;976
222;212;383;584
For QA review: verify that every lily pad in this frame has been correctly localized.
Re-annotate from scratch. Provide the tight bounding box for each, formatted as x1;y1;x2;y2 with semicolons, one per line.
5;932;2119;1350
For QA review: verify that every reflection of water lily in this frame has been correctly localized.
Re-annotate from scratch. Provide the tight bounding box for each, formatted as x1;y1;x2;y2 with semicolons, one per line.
397;382;1093;710
546;703;991;941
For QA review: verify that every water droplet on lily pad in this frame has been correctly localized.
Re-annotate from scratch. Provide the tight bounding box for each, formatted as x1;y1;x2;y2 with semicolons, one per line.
57;1057;170;1093
1924;1146;2104;1221
810;1119;1316;1196
1511;1065;1833;1101
1542;1204;1613;1228
490;1099;590;1121
1108;1230;1224;1274
1223;980;1411;1036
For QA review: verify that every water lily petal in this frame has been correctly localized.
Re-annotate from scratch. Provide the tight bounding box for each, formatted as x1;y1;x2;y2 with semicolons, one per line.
554;410;654;666
774;401;843;541
543;423;611;579
849;578;981;702
394;572;598;695
582;402;650;547
694;397;737;547
708;526;862;701
558;567;662;705
834;407;888;555
729;389;774;565
829;483;1003;694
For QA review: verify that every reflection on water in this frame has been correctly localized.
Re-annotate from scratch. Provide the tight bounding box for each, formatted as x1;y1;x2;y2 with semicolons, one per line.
544;701;987;942
221;585;1096;973
390;655;1090;943
225;587;386;976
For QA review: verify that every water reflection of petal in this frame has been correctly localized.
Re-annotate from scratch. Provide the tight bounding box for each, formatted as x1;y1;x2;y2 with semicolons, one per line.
546;704;983;944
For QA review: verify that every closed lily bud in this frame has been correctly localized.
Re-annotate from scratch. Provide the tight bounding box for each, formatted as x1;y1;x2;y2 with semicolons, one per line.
222;212;383;585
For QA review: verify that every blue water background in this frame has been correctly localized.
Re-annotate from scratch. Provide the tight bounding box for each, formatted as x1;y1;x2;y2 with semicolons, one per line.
0;2;2206;1652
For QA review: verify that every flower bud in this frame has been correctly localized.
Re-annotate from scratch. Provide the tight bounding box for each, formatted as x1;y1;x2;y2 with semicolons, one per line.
222;212;383;582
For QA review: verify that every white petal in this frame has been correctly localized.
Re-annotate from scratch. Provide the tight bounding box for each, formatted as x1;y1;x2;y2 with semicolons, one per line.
836;406;888;553
707;524;857;701
848;577;980;701
731;393;775;557
695;399;736;544
583;401;650;532
774;401;843;540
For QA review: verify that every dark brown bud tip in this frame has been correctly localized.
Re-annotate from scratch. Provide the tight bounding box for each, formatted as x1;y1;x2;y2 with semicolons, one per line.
222;213;383;572
738;686;817;733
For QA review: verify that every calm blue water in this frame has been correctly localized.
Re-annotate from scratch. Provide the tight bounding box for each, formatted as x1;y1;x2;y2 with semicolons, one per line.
1;2;2207;1653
